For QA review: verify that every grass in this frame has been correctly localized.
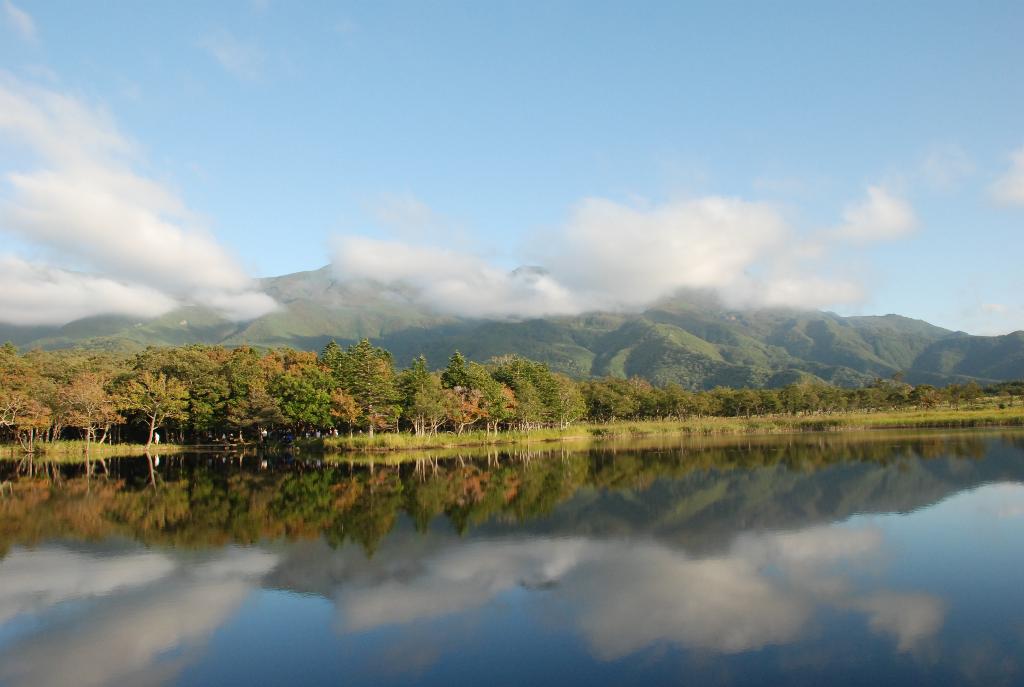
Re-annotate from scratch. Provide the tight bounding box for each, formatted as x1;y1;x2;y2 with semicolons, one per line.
294;405;1024;454
1;441;187;462
5;405;1022;461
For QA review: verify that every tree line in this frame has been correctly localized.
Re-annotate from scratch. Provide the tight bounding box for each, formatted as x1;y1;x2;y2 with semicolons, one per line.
1;340;1021;449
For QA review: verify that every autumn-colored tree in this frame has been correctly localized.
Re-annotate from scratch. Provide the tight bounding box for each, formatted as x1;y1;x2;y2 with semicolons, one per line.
121;371;189;448
330;388;359;435
61;372;123;452
444;386;486;434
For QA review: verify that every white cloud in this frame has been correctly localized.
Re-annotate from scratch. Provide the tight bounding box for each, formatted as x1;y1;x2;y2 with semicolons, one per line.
991;145;1024;206
2;0;34;41
332;195;865;317
0;75;277;325
0;255;179;325
834;185;917;241
550;196;791;307
201;32;264;81
333;236;582;318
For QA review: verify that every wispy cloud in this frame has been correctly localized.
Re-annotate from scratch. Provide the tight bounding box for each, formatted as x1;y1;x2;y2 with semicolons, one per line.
2;0;35;42
0;74;277;325
200;32;264;81
990;145;1024;206
833;185;917;242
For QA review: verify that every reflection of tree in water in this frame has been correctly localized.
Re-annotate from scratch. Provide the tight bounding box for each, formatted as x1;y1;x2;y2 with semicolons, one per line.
1;433;1021;557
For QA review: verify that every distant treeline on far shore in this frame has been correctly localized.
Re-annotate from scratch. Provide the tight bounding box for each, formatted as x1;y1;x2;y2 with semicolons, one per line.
1;340;1023;448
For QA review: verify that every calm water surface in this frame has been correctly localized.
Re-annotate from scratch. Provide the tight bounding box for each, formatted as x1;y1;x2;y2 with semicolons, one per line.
2;431;1024;686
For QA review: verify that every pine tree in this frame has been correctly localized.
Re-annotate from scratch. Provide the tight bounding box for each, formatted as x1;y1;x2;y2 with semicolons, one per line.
339;339;400;436
441;351;470;389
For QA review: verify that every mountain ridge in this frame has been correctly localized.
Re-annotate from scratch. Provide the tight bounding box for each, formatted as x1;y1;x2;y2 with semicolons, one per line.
2;265;1021;389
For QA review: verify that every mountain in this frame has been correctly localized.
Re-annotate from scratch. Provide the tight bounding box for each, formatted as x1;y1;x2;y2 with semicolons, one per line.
2;265;1022;388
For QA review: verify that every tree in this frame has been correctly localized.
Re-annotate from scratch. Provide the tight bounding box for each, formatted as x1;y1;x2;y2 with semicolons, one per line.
467;362;515;434
490;355;554;429
399;357;447;435
121;371;188;448
962;381;983;407
582;378;640;422
320;340;345;373
0;345;51;449
227;386;286;441
139;345;228;437
910;384;941;409
338;340;400;436
61;372;123;454
271;359;334;430
222;346;272;433
330;388;359;435
444;386;485;434
441;351;471;389
544;373;586;428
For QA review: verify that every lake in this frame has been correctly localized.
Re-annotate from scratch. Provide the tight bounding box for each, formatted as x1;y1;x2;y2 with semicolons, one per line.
1;430;1023;686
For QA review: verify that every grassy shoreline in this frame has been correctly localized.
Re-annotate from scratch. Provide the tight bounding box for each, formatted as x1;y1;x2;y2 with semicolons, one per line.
1;441;188;461
294;406;1024;454
4;407;1022;460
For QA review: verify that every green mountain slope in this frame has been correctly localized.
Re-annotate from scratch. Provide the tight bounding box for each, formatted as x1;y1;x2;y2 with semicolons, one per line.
2;265;1021;388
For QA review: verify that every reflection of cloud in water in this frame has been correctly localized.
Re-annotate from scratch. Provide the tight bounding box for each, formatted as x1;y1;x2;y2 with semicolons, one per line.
332;524;944;660
854;592;946;653
0;547;278;687
0;548;177;625
341;538;594;631
564;544;810;657
977;483;1024;519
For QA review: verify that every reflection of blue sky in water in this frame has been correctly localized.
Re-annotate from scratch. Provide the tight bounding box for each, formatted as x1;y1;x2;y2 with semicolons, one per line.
0;483;1023;685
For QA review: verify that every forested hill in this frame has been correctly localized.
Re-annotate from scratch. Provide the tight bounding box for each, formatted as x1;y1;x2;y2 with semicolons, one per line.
2;266;1023;388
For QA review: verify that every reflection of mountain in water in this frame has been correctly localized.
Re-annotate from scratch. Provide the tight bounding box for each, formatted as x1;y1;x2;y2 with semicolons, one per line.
2;433;1023;560
490;437;1024;553
3;433;1024;685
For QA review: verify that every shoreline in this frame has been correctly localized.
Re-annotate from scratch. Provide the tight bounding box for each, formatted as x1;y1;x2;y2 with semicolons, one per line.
4;407;1022;461
293;406;1024;454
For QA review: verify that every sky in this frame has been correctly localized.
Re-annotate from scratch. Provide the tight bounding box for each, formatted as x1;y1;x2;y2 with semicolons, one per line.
0;1;1022;333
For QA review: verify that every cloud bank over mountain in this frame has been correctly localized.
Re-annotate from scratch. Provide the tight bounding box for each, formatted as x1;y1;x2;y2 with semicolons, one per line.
0;76;278;325
331;190;916;319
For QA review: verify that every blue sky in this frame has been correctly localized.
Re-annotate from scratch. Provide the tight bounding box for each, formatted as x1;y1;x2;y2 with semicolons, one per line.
0;1;1022;333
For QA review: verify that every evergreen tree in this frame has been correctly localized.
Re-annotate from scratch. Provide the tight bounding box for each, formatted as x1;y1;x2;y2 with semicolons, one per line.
339;339;400;436
398;356;447;435
441;351;470;389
